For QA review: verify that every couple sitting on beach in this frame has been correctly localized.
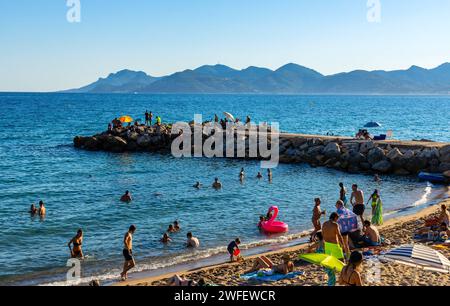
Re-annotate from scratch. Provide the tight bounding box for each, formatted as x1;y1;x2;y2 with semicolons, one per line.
415;205;450;242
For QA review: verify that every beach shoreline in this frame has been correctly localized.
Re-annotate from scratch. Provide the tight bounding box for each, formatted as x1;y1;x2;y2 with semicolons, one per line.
113;188;450;287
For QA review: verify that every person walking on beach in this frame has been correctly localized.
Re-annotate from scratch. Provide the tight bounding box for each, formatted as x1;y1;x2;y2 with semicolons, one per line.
335;200;358;251
350;184;365;224
212;178;222;189
339;182;348;207
311;198;326;241
68;229;84;258
367;189;380;217
339;251;364;286
120;190;132;202
121;225;136;281
186;232;200;248
227;238;242;262
367;189;383;225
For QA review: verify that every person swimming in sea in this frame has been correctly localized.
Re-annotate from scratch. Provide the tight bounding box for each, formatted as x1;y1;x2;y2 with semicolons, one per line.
193;182;202;189
167;224;176;233
120;190;132;202
239;168;245;181
173;220;181;232
68;229;84;258
29;204;38;216
256;172;263;179
38;201;46;217
212;178;222;189
258;215;265;229
161;232;172;244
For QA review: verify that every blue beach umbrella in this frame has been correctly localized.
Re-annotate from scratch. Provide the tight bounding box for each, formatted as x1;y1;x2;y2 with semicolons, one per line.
364;121;382;128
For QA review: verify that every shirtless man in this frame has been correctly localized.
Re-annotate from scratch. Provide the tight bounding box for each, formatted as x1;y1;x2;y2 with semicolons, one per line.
186;232;200;248
439;204;450;226
350;184;365;224
322;212;348;260
311;198;326;241
120;190;132;202
256;172;263;179
362;220;381;246
121;225;136;280
267;169;273;181
212;178;222;189
38;201;46;217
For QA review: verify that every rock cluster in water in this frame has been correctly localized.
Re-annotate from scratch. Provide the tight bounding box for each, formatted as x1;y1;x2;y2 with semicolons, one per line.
74;125;450;176
279;137;450;175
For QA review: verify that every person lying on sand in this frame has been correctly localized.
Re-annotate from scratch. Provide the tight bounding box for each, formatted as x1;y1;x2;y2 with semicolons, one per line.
161;232;172;244
247;255;294;275
120;190;132;202
167;274;197;286
186;232;200;248
212;178;222;189
339;251;364;286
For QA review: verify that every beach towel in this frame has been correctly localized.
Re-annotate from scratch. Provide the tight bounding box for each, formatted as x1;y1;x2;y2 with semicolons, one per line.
240;270;304;282
372;199;383;225
324;242;345;260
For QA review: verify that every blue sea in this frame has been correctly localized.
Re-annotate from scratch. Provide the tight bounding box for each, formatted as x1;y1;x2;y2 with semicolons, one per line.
0;93;449;286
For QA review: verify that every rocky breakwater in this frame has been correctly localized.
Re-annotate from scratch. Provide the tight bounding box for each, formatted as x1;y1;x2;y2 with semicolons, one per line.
278;136;450;176
73;124;174;153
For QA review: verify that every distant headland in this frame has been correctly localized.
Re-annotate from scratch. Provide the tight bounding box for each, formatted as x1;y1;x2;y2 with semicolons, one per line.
61;62;450;95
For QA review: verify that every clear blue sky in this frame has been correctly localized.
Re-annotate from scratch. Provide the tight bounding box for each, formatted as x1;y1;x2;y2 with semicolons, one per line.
1;0;450;92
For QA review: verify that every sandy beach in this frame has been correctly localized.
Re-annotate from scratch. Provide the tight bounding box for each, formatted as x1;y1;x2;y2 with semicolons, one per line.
115;189;450;287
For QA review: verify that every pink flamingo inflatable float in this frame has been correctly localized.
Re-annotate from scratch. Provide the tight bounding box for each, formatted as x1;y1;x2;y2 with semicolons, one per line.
260;206;288;234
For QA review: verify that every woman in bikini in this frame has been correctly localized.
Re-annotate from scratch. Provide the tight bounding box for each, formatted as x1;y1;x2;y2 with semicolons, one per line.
248;254;294;275
68;229;84;258
339;251;364;286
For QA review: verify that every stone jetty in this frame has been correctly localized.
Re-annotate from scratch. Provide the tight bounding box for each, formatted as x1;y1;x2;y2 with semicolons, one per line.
74;124;450;177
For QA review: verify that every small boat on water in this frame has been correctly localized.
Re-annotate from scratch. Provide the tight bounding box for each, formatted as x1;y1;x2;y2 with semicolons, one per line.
418;172;448;184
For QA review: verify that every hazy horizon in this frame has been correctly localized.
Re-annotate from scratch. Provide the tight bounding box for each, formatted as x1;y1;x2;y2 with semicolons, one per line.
1;0;450;92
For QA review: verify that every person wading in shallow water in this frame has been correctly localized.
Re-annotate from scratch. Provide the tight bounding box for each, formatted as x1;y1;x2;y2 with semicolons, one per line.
311;198;326;241
120;190;132;202
68;229;84;258
121;225;136;281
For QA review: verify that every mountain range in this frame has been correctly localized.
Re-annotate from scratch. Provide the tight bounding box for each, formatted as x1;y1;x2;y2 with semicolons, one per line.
63;63;450;94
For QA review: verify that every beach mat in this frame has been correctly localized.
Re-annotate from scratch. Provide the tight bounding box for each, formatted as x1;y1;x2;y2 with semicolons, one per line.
240;270;304;282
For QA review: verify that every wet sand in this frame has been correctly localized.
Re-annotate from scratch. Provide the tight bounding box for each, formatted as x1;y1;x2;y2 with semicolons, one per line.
116;192;450;287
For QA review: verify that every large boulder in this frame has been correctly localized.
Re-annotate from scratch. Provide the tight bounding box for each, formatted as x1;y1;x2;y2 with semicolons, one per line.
137;135;152;147
367;147;386;165
404;156;428;173
372;160;392;173
307;145;324;156
103;136;127;152
324;142;341;158
440;145;450;163
438;162;450;173
386;148;403;160
359;141;375;154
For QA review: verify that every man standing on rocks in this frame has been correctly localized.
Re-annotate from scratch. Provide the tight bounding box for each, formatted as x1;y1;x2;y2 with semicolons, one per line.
350;184;365;224
145;110;149;126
